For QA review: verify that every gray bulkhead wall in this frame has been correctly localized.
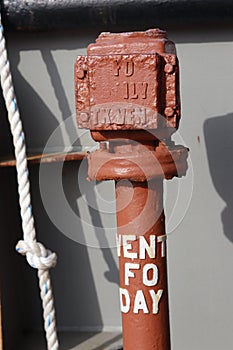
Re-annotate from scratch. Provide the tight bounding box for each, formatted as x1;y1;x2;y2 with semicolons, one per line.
0;25;233;349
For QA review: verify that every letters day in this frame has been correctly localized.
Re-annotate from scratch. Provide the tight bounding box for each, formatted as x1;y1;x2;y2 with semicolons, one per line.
117;234;166;315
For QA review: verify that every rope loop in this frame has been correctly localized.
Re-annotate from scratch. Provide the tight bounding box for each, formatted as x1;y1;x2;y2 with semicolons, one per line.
16;240;57;270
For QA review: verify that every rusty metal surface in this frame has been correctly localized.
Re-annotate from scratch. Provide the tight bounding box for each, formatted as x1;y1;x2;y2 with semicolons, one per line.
0;151;86;167
75;29;188;350
87;142;188;182
75;29;180;134
116;180;170;350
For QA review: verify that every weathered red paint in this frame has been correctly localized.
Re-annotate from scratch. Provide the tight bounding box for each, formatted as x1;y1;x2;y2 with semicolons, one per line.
116;180;170;349
75;29;188;350
75;29;180;138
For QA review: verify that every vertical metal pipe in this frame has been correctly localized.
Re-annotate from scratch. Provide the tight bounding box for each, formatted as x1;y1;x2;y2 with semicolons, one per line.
75;28;189;349
116;179;170;349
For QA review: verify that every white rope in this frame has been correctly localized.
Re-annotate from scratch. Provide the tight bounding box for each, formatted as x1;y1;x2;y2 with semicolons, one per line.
0;14;59;350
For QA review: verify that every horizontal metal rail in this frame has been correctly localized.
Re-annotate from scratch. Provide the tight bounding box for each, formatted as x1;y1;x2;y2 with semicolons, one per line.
1;0;233;32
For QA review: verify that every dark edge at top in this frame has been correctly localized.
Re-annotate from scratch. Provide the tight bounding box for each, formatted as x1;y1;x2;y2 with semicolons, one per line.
1;0;233;32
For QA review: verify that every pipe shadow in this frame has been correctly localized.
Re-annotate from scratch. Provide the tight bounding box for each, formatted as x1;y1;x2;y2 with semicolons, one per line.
204;112;233;243
85;186;120;285
41;49;81;151
62;160;119;286
28;162;104;337
80;160;119;285
6;49;63;153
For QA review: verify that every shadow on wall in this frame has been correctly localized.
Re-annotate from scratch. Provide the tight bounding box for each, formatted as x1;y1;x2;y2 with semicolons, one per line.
7;50;64;152
62;160;119;286
5;35;85;154
0;31;120;346
0;168;25;349
72;160;119;285
41;49;81;151
204;113;233;243
25;162;105;336
25;160;119;337
5;30;96;153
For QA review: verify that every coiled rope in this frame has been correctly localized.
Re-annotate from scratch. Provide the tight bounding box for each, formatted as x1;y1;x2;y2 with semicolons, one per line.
0;13;59;350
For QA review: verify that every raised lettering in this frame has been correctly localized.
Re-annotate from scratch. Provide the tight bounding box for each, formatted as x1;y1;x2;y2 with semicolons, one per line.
120;288;130;313
109;108;125;125
125;108;135;125
133;290;149;314
96;108;111;125
139;235;156;259
157;235;167;258
125;60;134;77
149;289;163;314
113;60;121;76
141;82;148;99
125;263;140;285
122;82;148;99
123;81;129;99
129;82;138;99
116;234;122;257
143;264;158;287
122;235;137;259
134;108;146;125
